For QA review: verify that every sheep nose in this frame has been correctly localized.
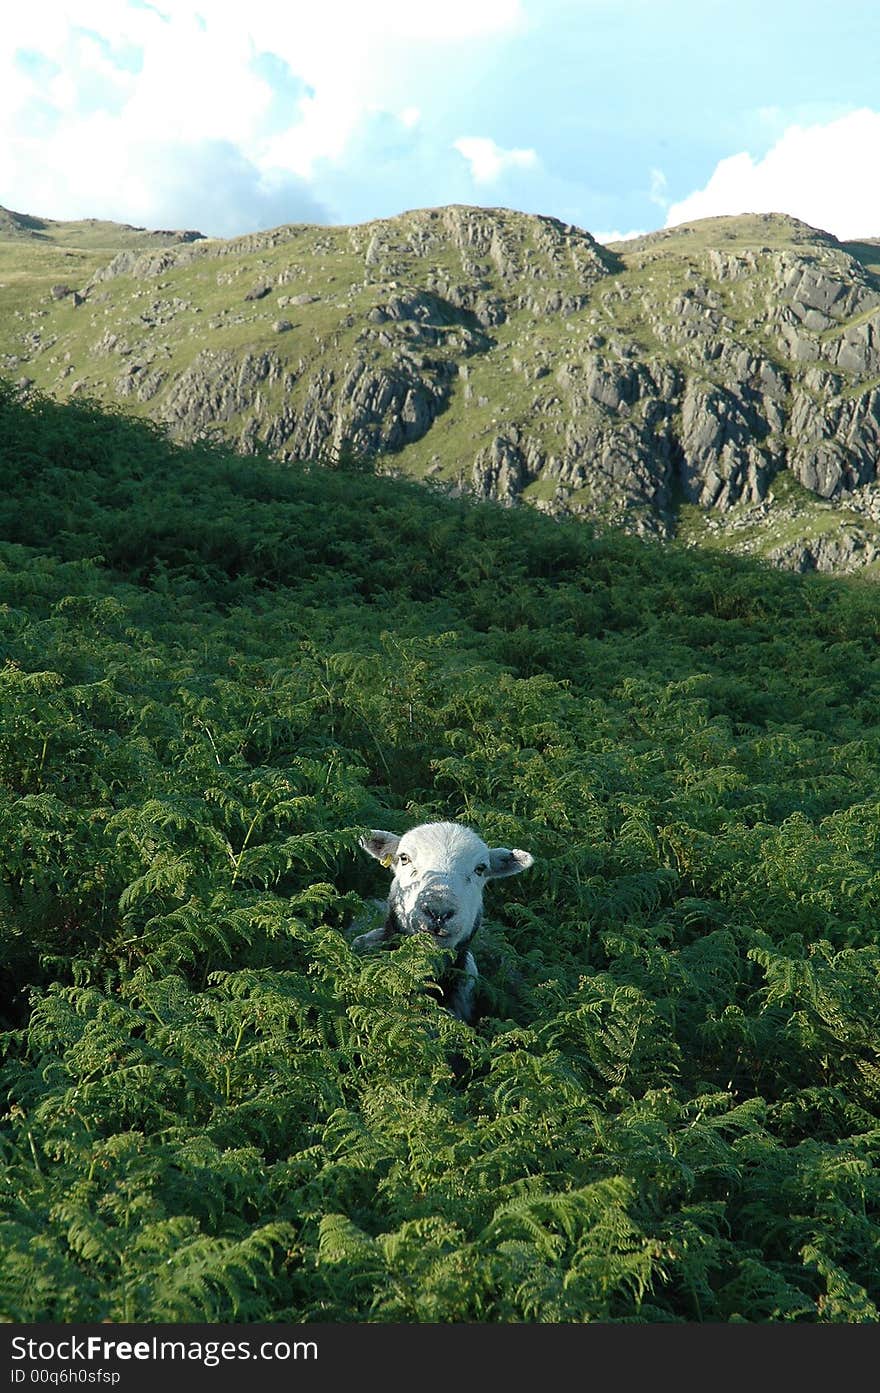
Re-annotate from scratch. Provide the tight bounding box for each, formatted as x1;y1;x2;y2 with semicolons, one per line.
422;899;454;927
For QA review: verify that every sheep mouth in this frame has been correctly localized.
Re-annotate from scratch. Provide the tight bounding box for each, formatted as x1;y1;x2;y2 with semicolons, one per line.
414;923;451;940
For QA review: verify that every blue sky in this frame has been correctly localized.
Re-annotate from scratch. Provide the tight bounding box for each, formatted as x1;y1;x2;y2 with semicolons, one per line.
2;0;879;241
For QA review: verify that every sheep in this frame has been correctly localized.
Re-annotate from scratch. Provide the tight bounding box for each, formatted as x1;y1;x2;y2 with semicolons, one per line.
352;820;533;1023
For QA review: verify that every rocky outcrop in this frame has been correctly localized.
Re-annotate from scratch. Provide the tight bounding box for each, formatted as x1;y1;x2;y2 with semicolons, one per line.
679;378;777;508
159;349;290;441
288;355;452;460
767;528;880;574
788;388;880;496
471;436;529;503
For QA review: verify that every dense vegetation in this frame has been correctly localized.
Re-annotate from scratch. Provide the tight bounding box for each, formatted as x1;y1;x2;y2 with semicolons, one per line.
2;379;880;1323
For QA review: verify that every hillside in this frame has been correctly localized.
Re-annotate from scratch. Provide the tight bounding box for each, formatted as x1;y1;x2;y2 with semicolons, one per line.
2;383;880;1322
3;203;880;575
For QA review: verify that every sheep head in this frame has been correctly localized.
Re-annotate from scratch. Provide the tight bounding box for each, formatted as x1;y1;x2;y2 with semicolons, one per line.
360;820;533;951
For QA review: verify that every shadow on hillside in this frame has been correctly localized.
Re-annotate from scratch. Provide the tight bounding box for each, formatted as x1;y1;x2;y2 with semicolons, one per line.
842;240;880;281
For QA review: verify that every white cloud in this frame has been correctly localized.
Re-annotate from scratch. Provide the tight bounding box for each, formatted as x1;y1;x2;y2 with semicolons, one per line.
593;228;647;244
648;167;667;209
666;109;880;240
453;136;539;184
0;0;526;234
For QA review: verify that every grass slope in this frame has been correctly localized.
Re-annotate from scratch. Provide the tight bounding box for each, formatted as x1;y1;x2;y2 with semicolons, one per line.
1;383;880;1322
0;204;204;340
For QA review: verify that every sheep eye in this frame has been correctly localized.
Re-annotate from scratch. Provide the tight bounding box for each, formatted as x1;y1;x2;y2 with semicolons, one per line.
397;853;410;865
475;863;488;876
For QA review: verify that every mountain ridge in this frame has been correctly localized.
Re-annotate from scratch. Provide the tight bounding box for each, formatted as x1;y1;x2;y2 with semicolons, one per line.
3;201;880;575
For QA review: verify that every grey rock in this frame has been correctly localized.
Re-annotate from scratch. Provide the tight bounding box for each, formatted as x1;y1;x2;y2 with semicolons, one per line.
678;379;774;508
768;527;880;574
158;348;286;438
115;364;166;402
472;436;528;503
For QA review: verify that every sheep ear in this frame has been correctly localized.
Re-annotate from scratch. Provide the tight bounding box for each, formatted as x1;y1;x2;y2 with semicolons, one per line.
487;847;534;878
360;829;401;867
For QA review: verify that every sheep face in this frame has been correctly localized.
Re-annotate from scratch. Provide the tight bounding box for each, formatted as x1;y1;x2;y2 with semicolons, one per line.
361;820;533;951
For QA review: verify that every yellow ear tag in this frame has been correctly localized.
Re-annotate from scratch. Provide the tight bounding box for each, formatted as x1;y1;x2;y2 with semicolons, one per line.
381;854;393;868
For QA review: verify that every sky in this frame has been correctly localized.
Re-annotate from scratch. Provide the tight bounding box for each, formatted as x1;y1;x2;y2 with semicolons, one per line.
2;0;879;243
